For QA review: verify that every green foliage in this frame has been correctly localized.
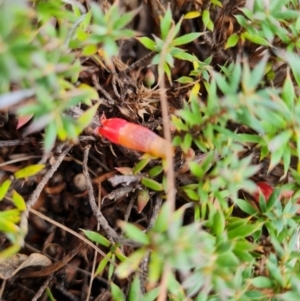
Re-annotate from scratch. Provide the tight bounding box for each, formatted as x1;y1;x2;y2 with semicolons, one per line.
0;0;135;153
137;6;202;83
0;163;48;258
2;0;300;299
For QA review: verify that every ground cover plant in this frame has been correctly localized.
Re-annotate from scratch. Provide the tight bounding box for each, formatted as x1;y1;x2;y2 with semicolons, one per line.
0;0;300;300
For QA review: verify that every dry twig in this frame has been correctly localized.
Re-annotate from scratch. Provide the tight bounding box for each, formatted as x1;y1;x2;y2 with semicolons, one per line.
32;275;53;301
82;145;140;247
19;144;73;246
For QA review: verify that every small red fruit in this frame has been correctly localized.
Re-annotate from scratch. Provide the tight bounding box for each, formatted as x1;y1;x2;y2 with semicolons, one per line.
95;116;172;158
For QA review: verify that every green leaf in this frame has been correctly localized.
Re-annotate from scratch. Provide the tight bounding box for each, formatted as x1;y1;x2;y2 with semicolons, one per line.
0;218;19;233
111;283;125;301
153;203;170;233
250;276;273;288
0;180;12;201
0;209;21;223
12;190;26;211
184;11;201;19
76;103;99;133
172;32;202;46
95;252;111;276
133;158;151;175
183;188;199;201
141;288;160;301
268;130;292;152
282;72;294;111
189;162;205;179
181;133;192;153
176;76;194;84
119;221;150;245
128;275;142;301
282;145;291;178
44;122;57;153
160;8;172;40
243;32;270;46
82;229;111;247
137;37;156;51
148;165;163;178
114;11;136;30
202;9;210;28
14;164;45;179
115;248;127;262
211;210;225;236
249;57;268;91
216;251;239;268
82;44;97;56
116;248;146;278
141;177;163;191
228;222;263;239
235;14;248;27
225;33;239;49
235;198;257;215
148;251;163;285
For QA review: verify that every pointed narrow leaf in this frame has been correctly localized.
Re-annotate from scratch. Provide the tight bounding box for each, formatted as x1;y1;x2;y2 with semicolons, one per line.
172;32;202;46
95;252;112;276
116;248;146;278
111;283;126;301
268;130;292;152
0;180;12;201
137;37;156;51
141;178;163;191
160;8;172;40
133;158;151;175
12;190;26;211
225;33;239;49
243;32;269;46
184;11;201;19
128;275;142;301
118;221;150;245
76;103;99;133
137;189;150;213
0;219;19;233
14;164;45;179
82;229;111;247
44;122;57;153
282;72;294;111
16;115;33;129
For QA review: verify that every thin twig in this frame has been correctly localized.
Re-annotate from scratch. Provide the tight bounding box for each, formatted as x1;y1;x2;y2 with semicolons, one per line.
146;195;163;232
0;139;31;147
118;51;156;76
29;208;109;259
139;251;150;294
157;263;170;301
82;145;140;247
139;195;163;292
92;74;115;105
121;195;136;235
0;155;42;167
158;17;176;214
28;145;72;209
86;179;102;301
19;145;73;243
32;275;53;301
0;279;6;300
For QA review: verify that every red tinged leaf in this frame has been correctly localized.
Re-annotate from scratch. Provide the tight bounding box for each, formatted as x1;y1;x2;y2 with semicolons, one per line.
16;115;33;129
95;117;172;158
253;182;300;213
253;181;273;203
